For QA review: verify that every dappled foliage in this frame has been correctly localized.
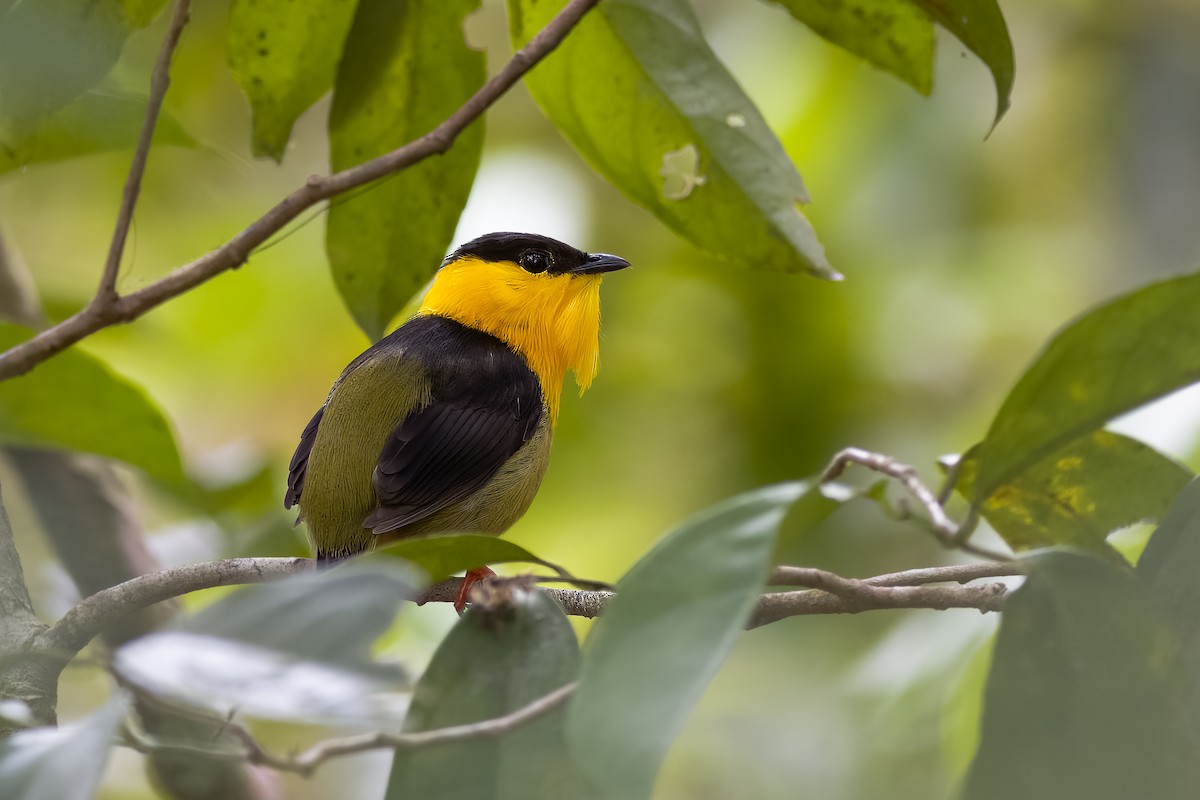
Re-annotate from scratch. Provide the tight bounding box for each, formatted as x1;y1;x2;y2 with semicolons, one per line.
3;0;1200;799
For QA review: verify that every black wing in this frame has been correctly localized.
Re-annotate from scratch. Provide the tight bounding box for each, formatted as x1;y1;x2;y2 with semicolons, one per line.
284;406;324;511
364;396;540;533
364;316;544;534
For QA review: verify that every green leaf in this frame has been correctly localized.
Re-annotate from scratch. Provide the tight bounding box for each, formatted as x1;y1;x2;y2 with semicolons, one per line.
941;637;994;787
377;533;570;583
956;431;1192;556
970;272;1200;509
327;0;485;340
386;583;580;799
0;0;167;139
0;89;196;176
766;0;934;94
0;695;128;800
187;560;418;665
508;0;837;280
772;479;862;564
114;561;418;723
963;550;1200;800
0;324;182;482
567;483;799;799
227;0;358;161
1138;477;1200;734
905;0;1013;127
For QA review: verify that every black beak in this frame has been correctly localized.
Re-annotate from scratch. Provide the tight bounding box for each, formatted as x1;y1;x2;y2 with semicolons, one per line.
573;252;631;275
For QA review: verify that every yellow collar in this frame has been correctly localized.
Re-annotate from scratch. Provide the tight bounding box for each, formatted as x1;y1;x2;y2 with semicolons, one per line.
417;257;605;422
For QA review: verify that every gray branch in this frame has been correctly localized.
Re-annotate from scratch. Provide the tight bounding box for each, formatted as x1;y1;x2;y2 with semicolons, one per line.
0;481;55;731
124;682;577;777
36;558;311;659
821;447;1009;561
113;559;1011;775
35;556;1013;666
747;580;1008;629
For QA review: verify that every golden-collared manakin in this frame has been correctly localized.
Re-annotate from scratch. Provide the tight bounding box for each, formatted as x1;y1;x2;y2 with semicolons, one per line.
284;232;629;604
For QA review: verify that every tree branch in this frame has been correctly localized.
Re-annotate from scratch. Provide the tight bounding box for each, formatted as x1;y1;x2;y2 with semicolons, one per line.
36;557;311;659
0;0;604;381
821;447;1008;561
123;681;576;777
112;559;1008;773
96;0;192;306
746;580;1008;629
768;560;1019;588
35;556;1012;665
0;480;56;732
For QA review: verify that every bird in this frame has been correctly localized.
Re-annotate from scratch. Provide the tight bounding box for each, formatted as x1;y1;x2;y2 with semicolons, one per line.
284;232;630;611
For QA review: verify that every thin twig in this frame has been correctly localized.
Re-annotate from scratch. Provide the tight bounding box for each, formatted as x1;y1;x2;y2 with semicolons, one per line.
95;0;192;306
864;560;1017;585
820;447;1011;561
768;561;1019;588
0;0;604;381
122;682;577;777
936;453;966;506
747;581;1008;629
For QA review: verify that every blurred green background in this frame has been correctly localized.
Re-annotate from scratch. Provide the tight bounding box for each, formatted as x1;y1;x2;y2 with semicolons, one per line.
4;0;1200;797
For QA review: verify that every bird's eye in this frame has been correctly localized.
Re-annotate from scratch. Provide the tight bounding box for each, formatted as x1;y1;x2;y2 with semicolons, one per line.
520;249;551;273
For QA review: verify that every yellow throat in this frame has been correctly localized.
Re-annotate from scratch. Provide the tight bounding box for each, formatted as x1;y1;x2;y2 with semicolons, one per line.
418;257;604;422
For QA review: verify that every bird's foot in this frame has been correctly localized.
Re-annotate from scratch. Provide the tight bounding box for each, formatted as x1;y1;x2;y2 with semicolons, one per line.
454;565;498;614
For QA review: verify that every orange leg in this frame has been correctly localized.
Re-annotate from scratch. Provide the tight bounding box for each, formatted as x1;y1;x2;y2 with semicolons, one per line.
454;565;497;614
